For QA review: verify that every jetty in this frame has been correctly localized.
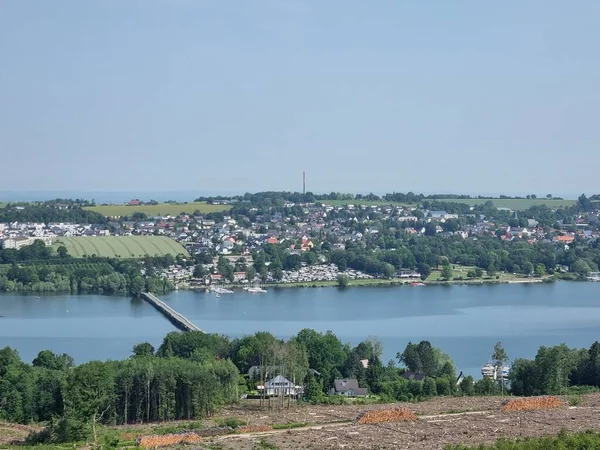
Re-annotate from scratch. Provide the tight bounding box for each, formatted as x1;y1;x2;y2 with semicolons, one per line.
141;292;202;332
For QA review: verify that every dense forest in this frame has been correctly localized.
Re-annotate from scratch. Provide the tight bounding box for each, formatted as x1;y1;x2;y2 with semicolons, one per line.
4;328;600;444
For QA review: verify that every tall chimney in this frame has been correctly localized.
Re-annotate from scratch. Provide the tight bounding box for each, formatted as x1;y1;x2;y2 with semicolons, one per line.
303;171;306;195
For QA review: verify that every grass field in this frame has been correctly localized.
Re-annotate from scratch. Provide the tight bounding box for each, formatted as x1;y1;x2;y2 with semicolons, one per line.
84;201;231;217
323;198;576;210
436;197;576;209
53;236;189;258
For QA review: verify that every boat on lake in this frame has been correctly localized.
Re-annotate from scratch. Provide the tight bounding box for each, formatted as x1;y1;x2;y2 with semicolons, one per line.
245;287;267;294
212;287;234;294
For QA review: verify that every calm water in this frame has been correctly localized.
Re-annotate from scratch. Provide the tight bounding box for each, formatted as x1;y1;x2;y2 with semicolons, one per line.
1;282;600;377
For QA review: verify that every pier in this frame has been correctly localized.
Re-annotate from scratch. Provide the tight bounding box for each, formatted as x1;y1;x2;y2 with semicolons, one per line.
141;292;202;332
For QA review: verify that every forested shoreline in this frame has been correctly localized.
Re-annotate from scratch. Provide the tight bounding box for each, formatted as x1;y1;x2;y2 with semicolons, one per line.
2;329;600;444
0;240;174;295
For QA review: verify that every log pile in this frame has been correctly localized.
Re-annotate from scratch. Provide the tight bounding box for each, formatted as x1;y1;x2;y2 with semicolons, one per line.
501;396;563;412
136;432;202;448
355;407;417;424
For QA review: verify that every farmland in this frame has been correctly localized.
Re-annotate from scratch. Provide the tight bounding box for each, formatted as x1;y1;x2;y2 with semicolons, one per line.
324;198;576;210
438;197;577;209
84;201;230;217
53;236;189;258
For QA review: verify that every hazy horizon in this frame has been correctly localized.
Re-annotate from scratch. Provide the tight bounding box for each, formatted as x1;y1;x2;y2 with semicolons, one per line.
2;1;599;194
0;189;590;204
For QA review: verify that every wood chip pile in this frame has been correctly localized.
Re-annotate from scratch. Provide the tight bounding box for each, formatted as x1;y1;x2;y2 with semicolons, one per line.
501;396;563;412
136;432;202;448
355;407;417;424
237;425;272;433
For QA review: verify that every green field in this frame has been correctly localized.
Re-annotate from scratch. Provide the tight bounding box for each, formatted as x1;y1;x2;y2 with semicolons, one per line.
54;236;189;258
84;201;231;217
324;198;576;210
436;197;576;210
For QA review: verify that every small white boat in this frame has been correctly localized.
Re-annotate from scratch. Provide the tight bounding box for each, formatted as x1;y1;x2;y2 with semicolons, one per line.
212;287;233;294
215;293;220;298
245;287;267;294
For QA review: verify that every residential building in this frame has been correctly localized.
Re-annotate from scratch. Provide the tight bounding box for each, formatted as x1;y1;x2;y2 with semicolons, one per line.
330;378;368;397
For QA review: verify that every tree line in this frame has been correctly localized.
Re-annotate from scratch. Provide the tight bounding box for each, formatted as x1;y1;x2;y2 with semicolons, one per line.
0;240;174;296
0;202;106;224
5;329;600;443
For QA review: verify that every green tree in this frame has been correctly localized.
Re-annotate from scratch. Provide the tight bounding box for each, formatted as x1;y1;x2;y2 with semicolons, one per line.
474;377;496;395
534;264;547;277
305;373;323;402
64;361;115;444
32;350;74;371
337;274;350;288
441;264;453;280
193;264;207;278
417;262;431;281
132;342;155;357
492;342;508;394
423;377;437;397
459;375;475;396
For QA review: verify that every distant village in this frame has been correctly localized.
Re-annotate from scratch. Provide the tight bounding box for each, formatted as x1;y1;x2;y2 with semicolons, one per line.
1;196;600;286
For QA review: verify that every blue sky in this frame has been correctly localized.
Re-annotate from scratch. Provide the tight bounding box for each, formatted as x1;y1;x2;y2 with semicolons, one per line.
1;1;599;198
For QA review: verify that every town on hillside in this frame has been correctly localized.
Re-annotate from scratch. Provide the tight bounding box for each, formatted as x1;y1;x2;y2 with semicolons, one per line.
1;193;600;289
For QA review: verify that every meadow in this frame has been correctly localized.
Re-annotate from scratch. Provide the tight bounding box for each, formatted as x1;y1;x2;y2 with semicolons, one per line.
324;198;576;210
84;201;230;217
53;236;189;258
441;197;576;209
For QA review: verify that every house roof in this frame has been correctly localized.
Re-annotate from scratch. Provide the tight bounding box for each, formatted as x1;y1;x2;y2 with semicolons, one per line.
265;375;293;387
332;378;368;395
401;371;426;381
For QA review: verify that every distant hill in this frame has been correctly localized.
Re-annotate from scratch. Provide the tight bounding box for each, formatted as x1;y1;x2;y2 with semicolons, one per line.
53;236;189;258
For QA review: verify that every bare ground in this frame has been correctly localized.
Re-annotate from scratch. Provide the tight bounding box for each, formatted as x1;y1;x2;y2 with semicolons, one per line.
198;394;600;450
7;394;600;449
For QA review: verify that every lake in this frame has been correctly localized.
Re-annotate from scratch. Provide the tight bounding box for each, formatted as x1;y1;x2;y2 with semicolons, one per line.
1;282;600;377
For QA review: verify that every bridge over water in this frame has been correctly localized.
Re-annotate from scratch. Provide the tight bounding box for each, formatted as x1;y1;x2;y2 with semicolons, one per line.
141;292;202;332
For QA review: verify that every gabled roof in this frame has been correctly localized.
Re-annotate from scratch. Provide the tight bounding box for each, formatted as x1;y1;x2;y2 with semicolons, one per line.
400;371;426;381
265;375;293;387
332;378;368;395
